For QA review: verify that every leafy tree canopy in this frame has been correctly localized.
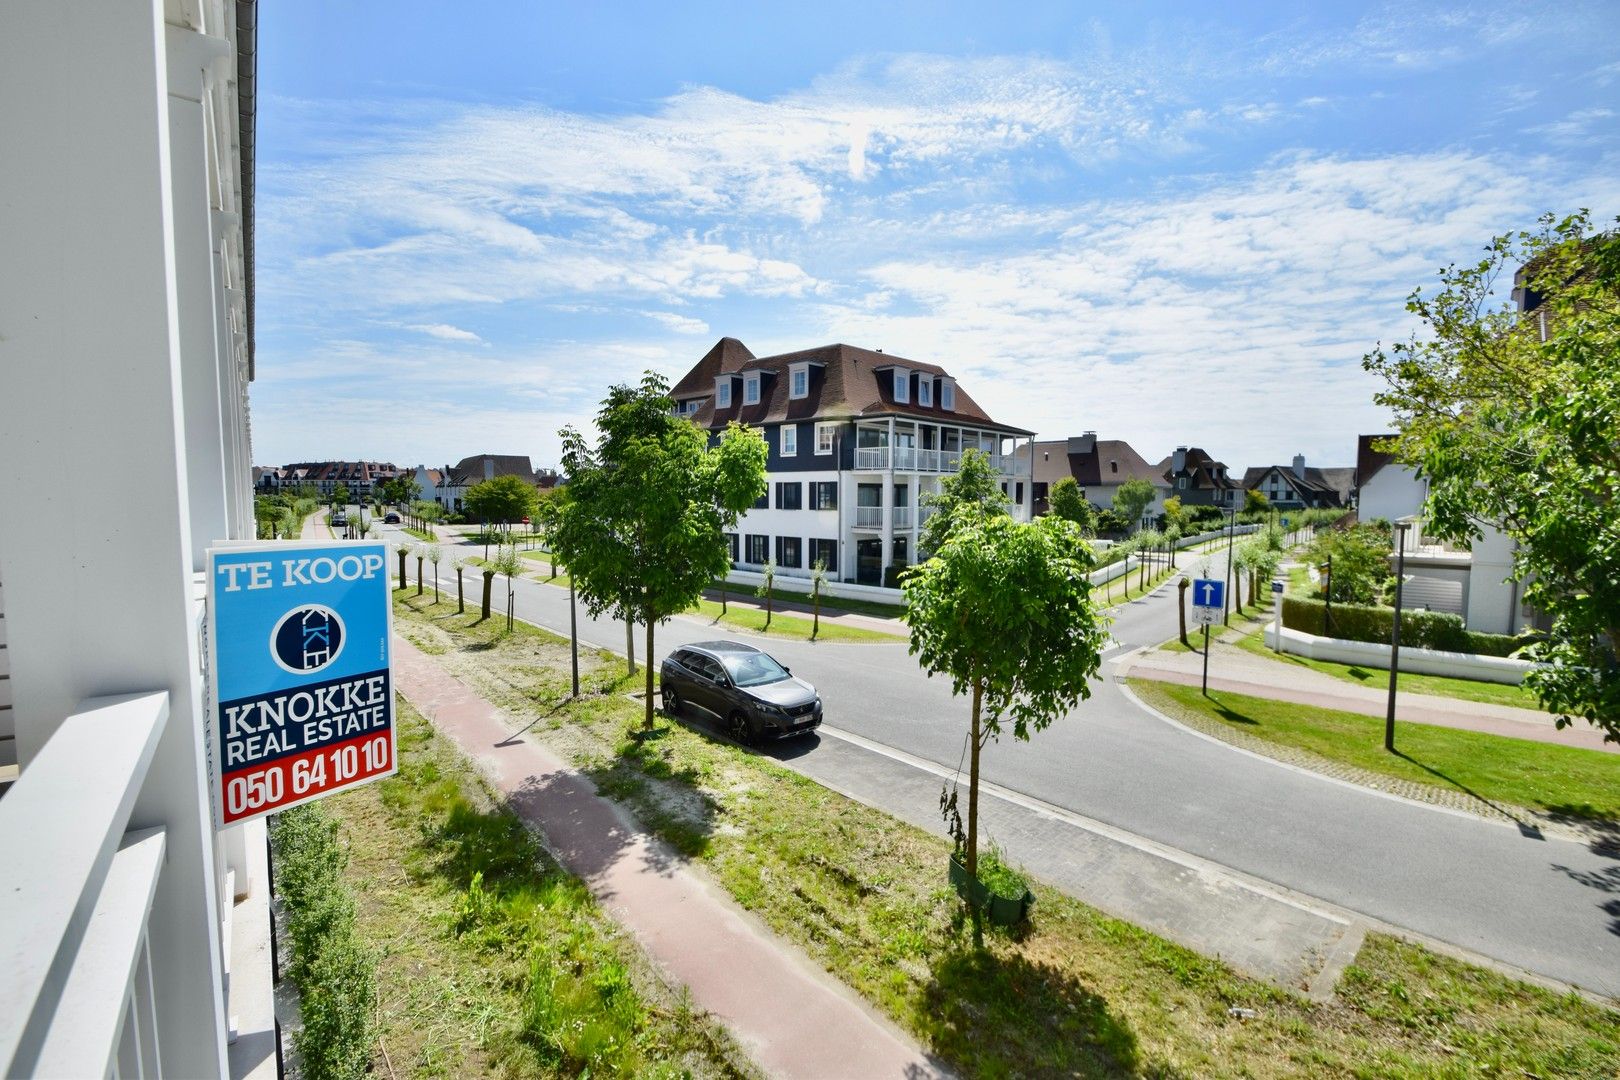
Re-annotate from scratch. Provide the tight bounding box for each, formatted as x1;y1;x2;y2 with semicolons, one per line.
1244;489;1271;514
1112;477;1157;532
1305;524;1392;606
920;448;1011;554
462;474;537;525
1047;476;1095;534
1364;211;1620;735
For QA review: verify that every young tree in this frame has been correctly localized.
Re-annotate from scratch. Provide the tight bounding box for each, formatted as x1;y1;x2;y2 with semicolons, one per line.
332;482;351;508
1112;477;1156;533
756;559;776;631
552;372;768;730
920;448;1011;555
492;543;522;631
414;544;425;595
1133;527;1164;590
394;541;410;591
450;555;466;614
1244;489;1271;515
810;558;828;640
428;544;442;603
1163;524;1183;569
463;475;537;535
1161;494;1187;533
1047;476;1095;534
1365;211;1620;735
904;514;1109;945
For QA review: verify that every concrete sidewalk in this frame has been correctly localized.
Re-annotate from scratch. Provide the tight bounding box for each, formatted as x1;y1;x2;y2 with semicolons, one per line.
1125;640;1617;754
391;635;946;1080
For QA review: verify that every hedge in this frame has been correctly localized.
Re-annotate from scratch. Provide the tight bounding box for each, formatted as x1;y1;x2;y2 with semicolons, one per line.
270;803;377;1080
1280;596;1528;657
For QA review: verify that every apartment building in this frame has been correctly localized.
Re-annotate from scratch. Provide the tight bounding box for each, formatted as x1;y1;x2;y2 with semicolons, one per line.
671;339;1036;586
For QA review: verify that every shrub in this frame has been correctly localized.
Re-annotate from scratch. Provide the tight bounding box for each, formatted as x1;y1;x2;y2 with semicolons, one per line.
271;804;377;1080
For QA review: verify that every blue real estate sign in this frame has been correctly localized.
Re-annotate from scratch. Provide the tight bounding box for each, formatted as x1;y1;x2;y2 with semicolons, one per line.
207;540;394;827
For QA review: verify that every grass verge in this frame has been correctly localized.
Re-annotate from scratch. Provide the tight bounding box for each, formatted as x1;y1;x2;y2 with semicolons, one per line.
1130;680;1619;823
320;692;754;1078
391;589;1620;1077
685;597;896;642
1227;625;1548;712
713;579;906;621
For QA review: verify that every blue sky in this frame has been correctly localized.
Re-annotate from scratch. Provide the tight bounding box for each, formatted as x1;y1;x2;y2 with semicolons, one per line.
252;1;1620;473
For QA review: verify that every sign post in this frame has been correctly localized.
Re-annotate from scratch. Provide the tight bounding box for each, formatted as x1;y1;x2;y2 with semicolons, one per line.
1271;578;1285;653
1191;577;1224;695
207;540;395;827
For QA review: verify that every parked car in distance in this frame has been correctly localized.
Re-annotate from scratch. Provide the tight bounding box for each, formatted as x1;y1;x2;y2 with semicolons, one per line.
660;640;821;744
383;512;401;524
332;512;347;527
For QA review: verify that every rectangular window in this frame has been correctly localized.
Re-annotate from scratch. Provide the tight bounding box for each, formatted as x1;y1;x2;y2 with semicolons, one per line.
781;425;797;456
918;379;932;407
717;381;732;408
724;532;739;563
776;481;802;510
776;535;802;568
746;534;769;563
816;422;837;454
812;481;838;510
753;489;768;509
893;369;909;404
791;368;808;398
744;374;760;405
940;382;955;410
812;538;837;572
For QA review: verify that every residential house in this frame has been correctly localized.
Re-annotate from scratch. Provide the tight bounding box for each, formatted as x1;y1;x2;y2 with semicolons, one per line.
1351;434;1528;635
1158;446;1240;509
258;459;400;499
671;338;1036;586
1241;455;1354;511
1;2;273;1072
1013;432;1168;524
426;453;537;510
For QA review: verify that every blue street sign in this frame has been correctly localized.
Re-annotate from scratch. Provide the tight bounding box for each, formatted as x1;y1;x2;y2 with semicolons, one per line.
207;540;395;827
1192;578;1225;609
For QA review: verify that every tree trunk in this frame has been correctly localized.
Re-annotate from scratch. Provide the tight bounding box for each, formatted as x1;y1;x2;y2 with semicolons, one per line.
416;557;423;596
719;578;727;615
626;618;636;675
457;569;464;614
644;617;656;730
1178;577;1190;648
813;589;820;640
481;570;494;620
507;581;514;631
764;590;773;630
397;550;407;591
433;567;440;604
968;680;984;950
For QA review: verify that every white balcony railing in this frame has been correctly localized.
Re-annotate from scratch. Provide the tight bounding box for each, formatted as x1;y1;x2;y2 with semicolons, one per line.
0;692;170;1078
853;444;1009;475
853;506;883;529
892;507;914;529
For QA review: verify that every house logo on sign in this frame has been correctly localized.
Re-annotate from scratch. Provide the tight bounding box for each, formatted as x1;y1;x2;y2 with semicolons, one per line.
270;604;345;675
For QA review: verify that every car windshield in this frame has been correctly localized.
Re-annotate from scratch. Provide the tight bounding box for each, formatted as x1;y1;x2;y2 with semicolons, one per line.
718;652;789;688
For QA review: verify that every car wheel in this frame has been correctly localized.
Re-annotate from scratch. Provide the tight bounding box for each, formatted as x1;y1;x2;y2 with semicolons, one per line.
662;683;681;716
727;709;754;746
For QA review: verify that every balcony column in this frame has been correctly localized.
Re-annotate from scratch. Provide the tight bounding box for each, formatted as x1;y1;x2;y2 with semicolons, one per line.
1024;435;1036;522
881;417;895;578
0;3;231;1074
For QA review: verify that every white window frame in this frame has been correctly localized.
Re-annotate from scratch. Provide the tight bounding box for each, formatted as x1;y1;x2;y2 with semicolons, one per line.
893;368;909;404
815;422;837;455
790;365;809;399
918;378;932;407
744;373;761;405
781;425;797;457
940;381;955;410
716;380;732;408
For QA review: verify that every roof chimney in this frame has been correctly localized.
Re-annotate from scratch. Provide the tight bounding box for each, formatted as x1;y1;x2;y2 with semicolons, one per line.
484;458;495;480
1066;432;1097;456
1292;453;1305;480
1173;446;1187;473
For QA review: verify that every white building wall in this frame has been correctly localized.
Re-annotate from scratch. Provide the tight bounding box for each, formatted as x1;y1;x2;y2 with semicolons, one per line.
1358;465;1426;523
1465;525;1520;636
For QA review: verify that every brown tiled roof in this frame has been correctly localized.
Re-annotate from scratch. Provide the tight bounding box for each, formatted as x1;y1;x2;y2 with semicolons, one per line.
1159;447;1239;491
453;454;534;481
1355;434;1397;489
672;336;755;399
1241;464;1354;506
680;340;1032;435
1014;438;1161;486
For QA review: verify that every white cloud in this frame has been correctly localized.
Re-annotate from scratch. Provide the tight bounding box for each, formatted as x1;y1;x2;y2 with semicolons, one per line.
404;322;482;343
641;310;710;335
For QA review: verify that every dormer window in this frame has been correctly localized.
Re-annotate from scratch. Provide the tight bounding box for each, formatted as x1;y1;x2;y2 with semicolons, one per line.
940;380;955;411
918;378;932;407
790;364;809;400
893;368;909;404
716;379;732;409
744;373;761;405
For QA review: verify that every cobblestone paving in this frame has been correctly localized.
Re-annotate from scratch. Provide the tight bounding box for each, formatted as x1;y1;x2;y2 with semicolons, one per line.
1131;678;1616;850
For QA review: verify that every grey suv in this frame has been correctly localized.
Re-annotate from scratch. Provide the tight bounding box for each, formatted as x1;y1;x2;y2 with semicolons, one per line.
660;640;822;744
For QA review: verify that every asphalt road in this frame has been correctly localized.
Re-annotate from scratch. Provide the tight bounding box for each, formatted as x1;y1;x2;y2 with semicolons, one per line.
382;524;1619;997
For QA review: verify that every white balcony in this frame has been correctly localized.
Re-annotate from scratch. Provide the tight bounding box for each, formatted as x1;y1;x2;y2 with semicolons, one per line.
853;446;1009;474
0;692;170;1077
852;506;916;530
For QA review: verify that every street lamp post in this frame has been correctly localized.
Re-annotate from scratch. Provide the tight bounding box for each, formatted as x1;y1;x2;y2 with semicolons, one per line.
1384;520;1412;753
569;577;581;698
1222;505;1237;626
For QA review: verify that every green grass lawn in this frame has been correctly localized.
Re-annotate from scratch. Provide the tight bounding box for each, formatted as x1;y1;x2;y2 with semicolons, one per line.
716;579;905;621
397;525;437;543
323;695;754;1078
390;589;1620;1078
1227;625;1549;712
1130;680;1620;822
686;597;896;642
